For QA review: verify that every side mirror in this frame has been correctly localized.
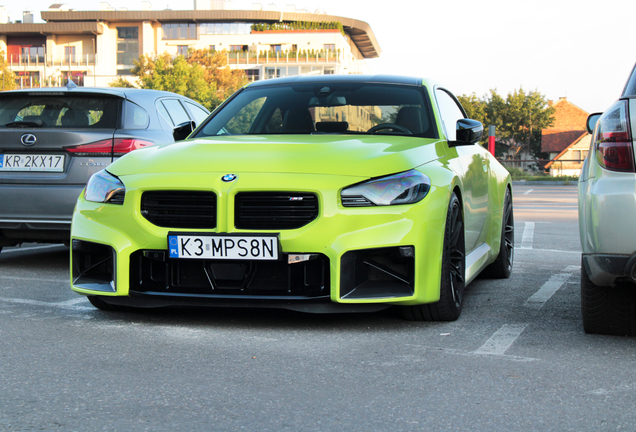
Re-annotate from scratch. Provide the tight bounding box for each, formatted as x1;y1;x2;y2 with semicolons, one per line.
173;120;196;141
586;113;602;134
453;118;483;146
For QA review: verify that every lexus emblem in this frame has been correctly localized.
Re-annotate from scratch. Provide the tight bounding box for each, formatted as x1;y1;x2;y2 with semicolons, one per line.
20;134;36;146
222;174;237;182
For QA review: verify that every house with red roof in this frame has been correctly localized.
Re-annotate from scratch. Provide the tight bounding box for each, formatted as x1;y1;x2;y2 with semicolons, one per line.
541;97;590;176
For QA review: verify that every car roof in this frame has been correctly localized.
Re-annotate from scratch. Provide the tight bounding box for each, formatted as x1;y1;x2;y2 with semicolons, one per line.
245;74;427;88
0;84;193;101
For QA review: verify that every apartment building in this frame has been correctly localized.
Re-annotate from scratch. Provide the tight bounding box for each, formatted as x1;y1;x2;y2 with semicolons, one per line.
0;2;381;88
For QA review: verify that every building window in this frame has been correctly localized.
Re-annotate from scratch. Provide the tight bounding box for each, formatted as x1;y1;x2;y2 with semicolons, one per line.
265;67;281;79
162;23;197;40
270;45;282;53
210;45;216;51
572;150;581;161
61;71;84;87
15;71;41;87
291;44;298;52
20;46;44;64
230;45;248;52
245;69;259;81
177;45;189;56
199;22;251;35
64;46;76;64
324;44;335;51
117;26;139;68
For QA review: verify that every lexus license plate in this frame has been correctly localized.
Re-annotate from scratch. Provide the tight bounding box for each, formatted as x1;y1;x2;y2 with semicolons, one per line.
0;154;65;172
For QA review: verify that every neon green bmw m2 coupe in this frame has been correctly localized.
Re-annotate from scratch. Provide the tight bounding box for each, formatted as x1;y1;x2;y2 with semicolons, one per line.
71;75;513;321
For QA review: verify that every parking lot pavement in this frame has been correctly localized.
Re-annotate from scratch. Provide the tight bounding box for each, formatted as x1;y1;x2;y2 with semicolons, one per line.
1;184;636;432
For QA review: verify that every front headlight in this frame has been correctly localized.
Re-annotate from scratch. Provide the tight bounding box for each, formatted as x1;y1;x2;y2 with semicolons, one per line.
84;170;126;205
341;170;431;207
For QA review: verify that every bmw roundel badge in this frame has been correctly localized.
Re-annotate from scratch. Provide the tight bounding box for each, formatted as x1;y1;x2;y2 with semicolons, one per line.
222;174;237;182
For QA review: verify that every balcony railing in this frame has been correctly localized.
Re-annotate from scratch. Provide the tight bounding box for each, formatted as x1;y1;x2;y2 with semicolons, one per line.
225;50;339;65
7;54;97;68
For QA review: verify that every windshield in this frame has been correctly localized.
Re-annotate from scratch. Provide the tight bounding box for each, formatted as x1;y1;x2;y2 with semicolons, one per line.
0;94;120;129
194;82;437;139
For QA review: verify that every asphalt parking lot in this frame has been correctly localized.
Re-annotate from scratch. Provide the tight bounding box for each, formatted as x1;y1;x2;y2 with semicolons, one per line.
1;184;635;432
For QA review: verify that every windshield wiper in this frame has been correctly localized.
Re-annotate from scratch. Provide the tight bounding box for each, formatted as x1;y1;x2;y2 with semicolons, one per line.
5;120;44;128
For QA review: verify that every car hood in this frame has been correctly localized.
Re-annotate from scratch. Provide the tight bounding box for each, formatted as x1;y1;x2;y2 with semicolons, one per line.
108;135;446;178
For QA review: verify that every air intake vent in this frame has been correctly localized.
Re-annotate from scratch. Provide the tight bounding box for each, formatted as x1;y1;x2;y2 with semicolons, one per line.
235;192;318;230
141;191;216;229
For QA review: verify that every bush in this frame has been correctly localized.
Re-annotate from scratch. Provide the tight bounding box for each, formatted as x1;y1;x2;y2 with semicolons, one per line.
504;166;578;183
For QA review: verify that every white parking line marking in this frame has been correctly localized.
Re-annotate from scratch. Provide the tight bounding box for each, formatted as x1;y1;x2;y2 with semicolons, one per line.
518;248;580;254
0;275;68;283
520;221;534;249
523;189;533;195
525;271;573;309
474;324;529;356
0;296;91;310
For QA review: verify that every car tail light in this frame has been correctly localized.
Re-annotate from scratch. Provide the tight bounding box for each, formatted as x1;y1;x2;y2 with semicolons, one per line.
594;100;635;172
113;138;154;156
64;140;114;156
64;139;154;157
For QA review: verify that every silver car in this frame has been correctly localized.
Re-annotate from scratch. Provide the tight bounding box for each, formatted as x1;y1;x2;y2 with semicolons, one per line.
0;82;209;253
579;63;636;335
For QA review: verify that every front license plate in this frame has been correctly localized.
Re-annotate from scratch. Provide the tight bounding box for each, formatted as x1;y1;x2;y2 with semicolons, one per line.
0;154;65;172
168;233;279;260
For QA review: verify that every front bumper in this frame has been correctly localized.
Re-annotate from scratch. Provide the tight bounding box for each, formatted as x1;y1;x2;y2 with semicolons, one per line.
71;171;451;309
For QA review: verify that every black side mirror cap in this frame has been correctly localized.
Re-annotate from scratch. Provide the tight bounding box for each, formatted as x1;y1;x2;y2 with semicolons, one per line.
586;113;602;134
451;118;483;146
173;120;196;141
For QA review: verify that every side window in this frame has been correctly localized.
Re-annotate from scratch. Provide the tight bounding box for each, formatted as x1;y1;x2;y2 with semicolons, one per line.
183;101;209;125
157;100;174;127
435;89;465;141
124;101;149;130
161;99;190;126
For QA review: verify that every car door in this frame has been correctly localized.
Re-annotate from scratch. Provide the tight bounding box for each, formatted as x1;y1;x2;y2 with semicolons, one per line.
435;88;490;254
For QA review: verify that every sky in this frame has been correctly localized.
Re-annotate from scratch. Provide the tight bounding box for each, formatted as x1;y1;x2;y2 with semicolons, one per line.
6;0;635;113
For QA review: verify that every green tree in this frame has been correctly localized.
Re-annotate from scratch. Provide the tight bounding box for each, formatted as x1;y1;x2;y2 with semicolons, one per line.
108;76;136;88
112;50;246;111
0;51;17;91
458;88;554;159
185;49;247;109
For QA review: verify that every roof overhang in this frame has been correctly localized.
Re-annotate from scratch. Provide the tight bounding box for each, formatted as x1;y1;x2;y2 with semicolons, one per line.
40;10;380;58
0;22;104;35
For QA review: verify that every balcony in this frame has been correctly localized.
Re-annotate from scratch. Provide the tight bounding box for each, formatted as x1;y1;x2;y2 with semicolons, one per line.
225;50;339;65
7;53;97;69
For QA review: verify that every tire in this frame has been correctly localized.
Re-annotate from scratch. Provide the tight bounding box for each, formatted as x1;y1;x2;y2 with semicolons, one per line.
581;258;636;336
403;192;465;321
87;295;130;312
482;188;514;278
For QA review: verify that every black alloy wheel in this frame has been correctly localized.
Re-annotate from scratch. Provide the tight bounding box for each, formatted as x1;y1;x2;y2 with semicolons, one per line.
402;192;466;321
482;188;514;278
